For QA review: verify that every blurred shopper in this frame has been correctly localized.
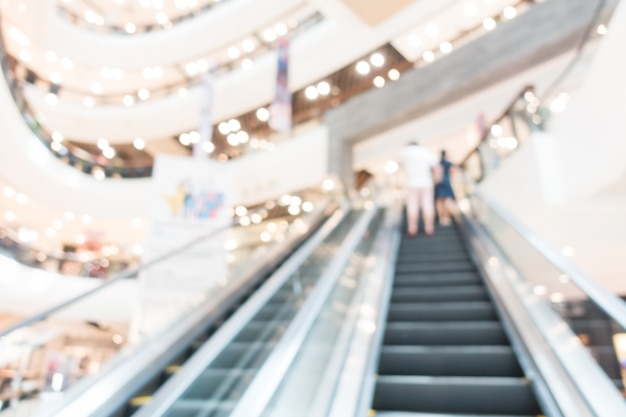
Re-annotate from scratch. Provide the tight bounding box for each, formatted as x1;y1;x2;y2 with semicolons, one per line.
435;149;460;225
401;141;438;237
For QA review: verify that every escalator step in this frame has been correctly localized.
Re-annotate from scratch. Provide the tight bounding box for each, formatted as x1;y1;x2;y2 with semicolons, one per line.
378;345;523;377
165;398;236;417
374;411;539;417
387;302;497;322
182;369;254;401
395;261;475;273
373;375;541;415
393;272;480;287
391;286;488;303
395;251;471;262
384;321;508;346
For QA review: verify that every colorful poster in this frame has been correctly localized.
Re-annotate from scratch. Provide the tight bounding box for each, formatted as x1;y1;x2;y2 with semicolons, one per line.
269;37;292;133
194;71;215;158
130;155;231;340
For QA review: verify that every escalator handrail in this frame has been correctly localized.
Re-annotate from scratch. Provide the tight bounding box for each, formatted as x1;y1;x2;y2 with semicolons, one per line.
0;221;234;339
475;188;626;332
132;201;352;417
227;205;378;417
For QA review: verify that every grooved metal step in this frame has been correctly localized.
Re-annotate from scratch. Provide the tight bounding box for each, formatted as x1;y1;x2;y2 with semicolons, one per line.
390;286;488;303
374;376;541;415
387;302;497;322
384;321;508;346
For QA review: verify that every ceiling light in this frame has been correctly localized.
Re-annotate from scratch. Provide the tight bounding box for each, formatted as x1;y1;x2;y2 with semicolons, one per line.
81;214;92;224
178;87;188;97
597;24;608;35
131;218;142;228
236;131;249;144
45;93;58;105
483;17;496;30
317;81;331;96
91;82;103;94
156;11;168;24
227;47;240;59
263;28;276;42
242;39;255;52
103;147;116;159
256;108;270;122
227;133;239;146
51;141;63;152
123;95;134;106
45;228;56;237
373;76;385;88
179;133;191;146
60;57;73;70
218;122;230;135
3;186;15;197
235;205;247;216
137;88;150;100
503;6;517;20
16;193;28;204
4;211;16;222
356;61;370;75
370;53;385;67
385;160;399;174
19;50;32;62
84;10;98;24
302;202;314;212
125;22;136;33
64;211;75;221
9;27;29;46
274;23;288;36
388;68;400;80
242;58;254;70
100;67;112;79
185;62;198;75
133;137;145;150
464;1;478;16
93;167;105;180
83;96;95;107
202;141;215;153
490;124;503;136
111;68;123;80
52;131;64;142
439;41;453;54
422;50;435;62
97;138;109;150
228;119;241;132
188;131;200;143
45;50;58;63
305;86;319;100
408;34;421;48
425;24;439;38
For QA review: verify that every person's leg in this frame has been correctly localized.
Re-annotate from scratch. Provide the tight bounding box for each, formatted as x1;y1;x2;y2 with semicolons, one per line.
436;198;451;225
405;188;419;236
445;197;461;223
419;188;436;235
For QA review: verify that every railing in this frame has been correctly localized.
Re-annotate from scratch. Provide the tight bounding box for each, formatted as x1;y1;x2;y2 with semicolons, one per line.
0;193;339;414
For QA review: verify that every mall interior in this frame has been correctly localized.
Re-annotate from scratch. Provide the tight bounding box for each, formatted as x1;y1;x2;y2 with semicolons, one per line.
0;0;625;416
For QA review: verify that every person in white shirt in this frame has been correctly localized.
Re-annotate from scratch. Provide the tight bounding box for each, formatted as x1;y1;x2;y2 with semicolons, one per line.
400;141;438;236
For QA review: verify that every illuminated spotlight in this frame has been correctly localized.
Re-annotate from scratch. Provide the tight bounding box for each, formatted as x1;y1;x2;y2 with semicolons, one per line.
317;81;331;96
137;88;150;100
388;68;400;81
83;96;95;107
439;41;453;54
92;166;105;180
60;57;73;70
370;52;385;67
425;24;439;38
202;141;215;153
274;22;288;36
188;131;200;144
260;231;272;242
227;133;239;146
503;6;517;20
242;39;255;52
322;178;335;192
242;58;254;70
125;22;136;33
302;201;314;212
355;61;370;75
239;216;251;226
97;138;109;150
490;124;503;136
263;28;276;42
228;119;241;132
179;133;191;146
408;34;421;48
133;137;145;150
123;95;134;106
256;107;270;122
597;24;608;35
19;50;32;62
45;93;58;105
483;17;496;31
305;85;319;100
103;147;116;159
91;82;103;94
237;131;249;144
251;213;263;224
422;50;435;63
464;1;478;16
373;76;385;88
49;71;62;84
52;131;64;142
227;47;240;59
385;160;399;174
178;87;188;97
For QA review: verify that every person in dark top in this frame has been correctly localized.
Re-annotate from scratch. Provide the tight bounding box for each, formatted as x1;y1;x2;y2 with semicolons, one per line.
435;149;460;226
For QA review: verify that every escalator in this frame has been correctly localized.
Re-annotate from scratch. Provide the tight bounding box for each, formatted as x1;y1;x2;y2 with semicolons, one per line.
371;222;544;416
